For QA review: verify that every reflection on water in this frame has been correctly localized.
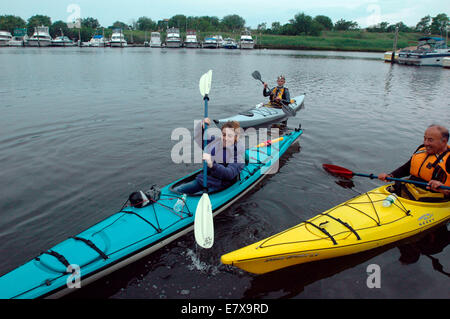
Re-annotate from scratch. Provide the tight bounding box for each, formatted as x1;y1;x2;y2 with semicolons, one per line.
0;47;449;299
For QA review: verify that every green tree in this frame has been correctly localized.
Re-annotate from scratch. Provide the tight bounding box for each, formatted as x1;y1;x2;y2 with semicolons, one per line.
334;19;359;31
415;15;431;33
169;14;187;31
271;22;282;34
50;20;69;38
82;17;100;29
314;15;333;30
136;16;157;31
309;20;324;36
292;12;313;35
27;14;52;35
280;23;296;35
109;21;129;30
430;13;449;35
386;22;412;33
221;14;245;31
0;15;26;33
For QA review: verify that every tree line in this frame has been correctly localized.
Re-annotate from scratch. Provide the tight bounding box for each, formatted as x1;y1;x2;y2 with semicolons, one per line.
0;12;448;41
259;12;449;36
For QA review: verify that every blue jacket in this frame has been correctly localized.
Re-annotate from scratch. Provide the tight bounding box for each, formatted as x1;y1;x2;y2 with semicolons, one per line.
194;122;245;190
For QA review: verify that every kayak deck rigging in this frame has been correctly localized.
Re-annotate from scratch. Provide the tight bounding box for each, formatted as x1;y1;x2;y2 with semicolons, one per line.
258;189;416;249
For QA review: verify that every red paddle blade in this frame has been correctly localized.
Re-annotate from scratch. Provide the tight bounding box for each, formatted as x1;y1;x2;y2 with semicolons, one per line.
322;164;355;179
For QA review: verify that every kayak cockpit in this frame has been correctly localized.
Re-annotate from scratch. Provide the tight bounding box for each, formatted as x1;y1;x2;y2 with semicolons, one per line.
169;169;240;196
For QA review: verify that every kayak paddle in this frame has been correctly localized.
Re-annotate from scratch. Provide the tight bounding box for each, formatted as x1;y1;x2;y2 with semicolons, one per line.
251;70;296;117
195;70;214;249
322;164;450;190
255;137;284;148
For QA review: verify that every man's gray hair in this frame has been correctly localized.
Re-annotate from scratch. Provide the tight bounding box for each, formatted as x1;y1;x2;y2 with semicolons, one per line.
428;124;449;141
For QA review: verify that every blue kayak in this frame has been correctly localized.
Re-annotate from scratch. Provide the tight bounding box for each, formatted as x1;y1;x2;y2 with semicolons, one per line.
0;128;303;299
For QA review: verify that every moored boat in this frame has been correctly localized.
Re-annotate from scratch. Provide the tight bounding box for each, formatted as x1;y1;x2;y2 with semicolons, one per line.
184;30;199;48
165;27;182;48
223;37;238;49
221;184;450;274
397;37;450;66
150;31;162;47
110;29;127;47
8;28;28;46
0;128;303;298
202;35;218;48
0;30;12;46
88;34;107;47
240;30;254;49
27;26;52;47
52;36;75;47
214;95;305;128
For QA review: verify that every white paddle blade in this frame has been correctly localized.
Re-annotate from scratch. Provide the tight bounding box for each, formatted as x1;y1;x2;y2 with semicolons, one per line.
199;69;213;97
194;193;214;248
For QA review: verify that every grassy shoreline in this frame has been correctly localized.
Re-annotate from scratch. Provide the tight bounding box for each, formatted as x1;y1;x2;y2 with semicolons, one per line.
255;31;430;52
121;30;433;53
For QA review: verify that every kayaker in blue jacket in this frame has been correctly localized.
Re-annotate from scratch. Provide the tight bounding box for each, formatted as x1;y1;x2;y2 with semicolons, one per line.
174;118;245;194
263;75;291;108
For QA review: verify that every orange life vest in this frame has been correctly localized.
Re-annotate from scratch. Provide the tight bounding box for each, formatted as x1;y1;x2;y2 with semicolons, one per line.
270;87;285;103
410;145;450;187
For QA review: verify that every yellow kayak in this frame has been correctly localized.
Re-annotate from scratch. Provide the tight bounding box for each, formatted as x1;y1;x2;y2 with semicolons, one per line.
221;185;450;274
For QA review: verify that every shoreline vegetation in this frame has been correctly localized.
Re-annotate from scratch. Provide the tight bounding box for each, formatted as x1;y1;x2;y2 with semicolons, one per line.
1;12;448;52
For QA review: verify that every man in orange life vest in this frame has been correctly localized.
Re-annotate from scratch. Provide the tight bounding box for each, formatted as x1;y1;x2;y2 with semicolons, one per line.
378;124;450;198
263;75;291;108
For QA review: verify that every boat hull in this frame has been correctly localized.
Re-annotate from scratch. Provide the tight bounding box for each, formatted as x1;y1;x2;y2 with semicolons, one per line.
398;52;450;66
166;41;182;48
221;185;450;274
214;95;305;128
240;42;254;49
110;41;127;47
184;42;199;48
27;39;52;47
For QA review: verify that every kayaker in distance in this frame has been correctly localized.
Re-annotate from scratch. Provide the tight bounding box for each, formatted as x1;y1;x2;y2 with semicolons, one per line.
378;124;450;199
263;75;291;108
174;118;245;194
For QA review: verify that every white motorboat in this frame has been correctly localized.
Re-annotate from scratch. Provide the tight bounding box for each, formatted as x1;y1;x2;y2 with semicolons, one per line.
150;32;162;47
0;30;12;46
52;36;74;47
240;30;254;49
27;26;52;47
184;30;199;48
88;34;106;47
8;28;28;46
223;37;238;49
110;29;127;47
165;27;182;48
202;35;218;48
397;37;450;66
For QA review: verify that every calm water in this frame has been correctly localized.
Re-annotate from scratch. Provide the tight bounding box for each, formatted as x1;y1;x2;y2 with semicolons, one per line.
0;47;449;299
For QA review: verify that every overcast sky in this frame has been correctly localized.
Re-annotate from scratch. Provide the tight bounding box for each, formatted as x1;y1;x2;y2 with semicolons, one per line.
2;0;449;28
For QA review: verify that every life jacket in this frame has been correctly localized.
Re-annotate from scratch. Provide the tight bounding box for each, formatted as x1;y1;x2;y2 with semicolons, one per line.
410;144;450;187
270;87;285;104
